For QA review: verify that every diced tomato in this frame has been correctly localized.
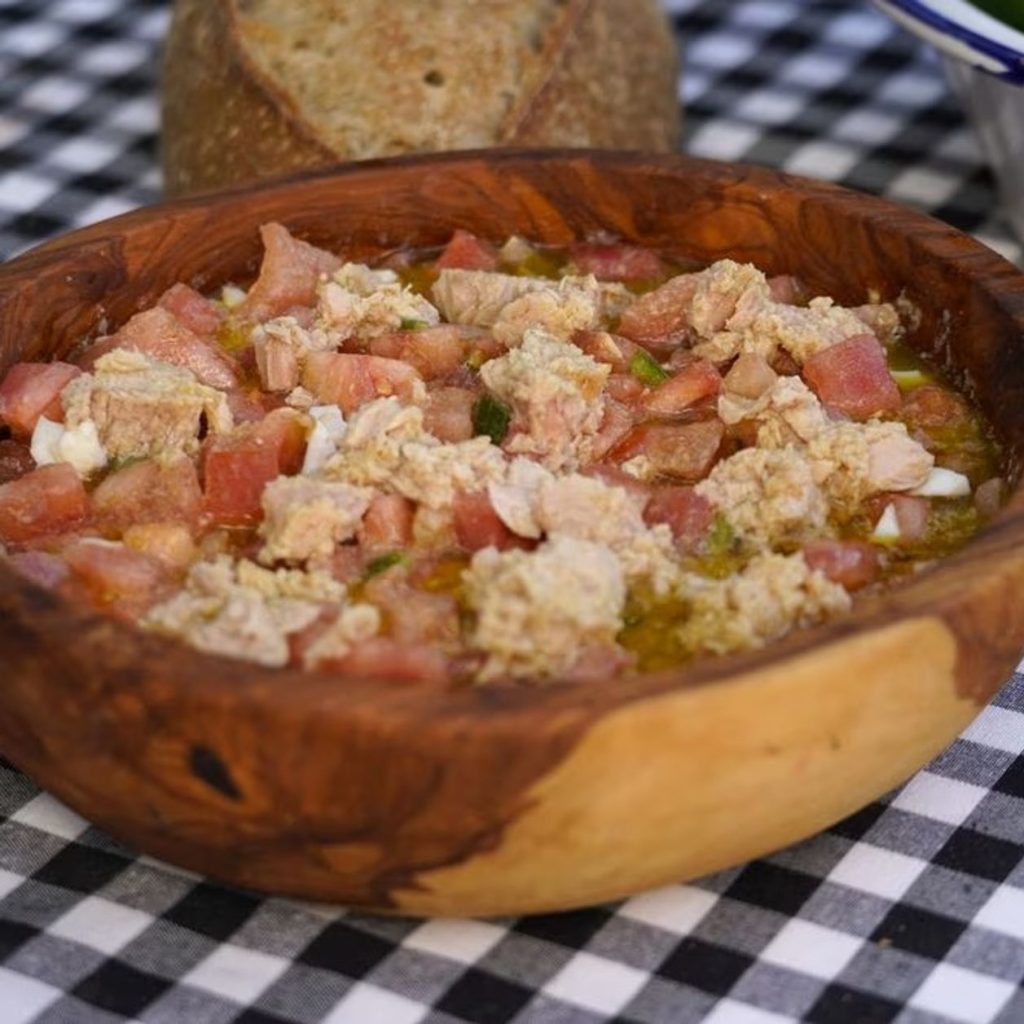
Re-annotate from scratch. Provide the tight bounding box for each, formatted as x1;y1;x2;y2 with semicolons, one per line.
325;637;449;683
436;230;499;272
0;439;35;484
900;384;972;433
252;408;307;475
0;362;81;437
0;464;89;543
617;274;698;350
91;456;203;535
803;540;880;591
369;325;469;380
423;386;475;442
570;242;664;282
202;441;278;526
202;411;305;526
6;550;70;590
723;352;776;399
584;399;634;463
453;490;526;552
642;360;721;416
572;330;640;372
157;283;222;339
225;388;269;424
357;494;414;551
365;572;460;648
100;307;239;388
302;351;424;413
802;334;900;421
643;487;714;551
122;522;197;571
62;539;168;613
611;419;725;482
605;373;646;405
238;222;342;322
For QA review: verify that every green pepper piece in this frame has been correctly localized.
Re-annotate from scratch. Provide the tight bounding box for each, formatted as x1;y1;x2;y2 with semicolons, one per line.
364;551;407;579
629;349;670;386
400;318;429;331
472;394;512;444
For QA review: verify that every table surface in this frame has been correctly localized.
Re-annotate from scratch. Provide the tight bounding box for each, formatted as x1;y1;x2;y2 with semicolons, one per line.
0;1;1022;1022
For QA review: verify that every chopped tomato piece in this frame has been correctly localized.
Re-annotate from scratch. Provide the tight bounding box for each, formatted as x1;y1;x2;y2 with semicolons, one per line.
0;362;81;437
369;325;469;379
63;539;168;612
453;490;526;552
365;572;460;647
436;230;499;272
580;463;653;505
643;487;714;551
252;408;306;475
202;412;304;527
122;522;197;571
302;352;423;413
423;386;475;442
224;388;269;424
802;334;900;421
617;274;698;351
611;419;725;482
572;330;640;372
81;307;238;388
157;283;222;338
238;222;342;322
0;463;89;543
605;373;646;405
803;540;880;591
325;637;449;683
585;399;634;463
0;439;35;484
642;360;721;416
92;456;203;535
570;242;664;281
357;494;414;551
6;550;70;590
900;384;972;433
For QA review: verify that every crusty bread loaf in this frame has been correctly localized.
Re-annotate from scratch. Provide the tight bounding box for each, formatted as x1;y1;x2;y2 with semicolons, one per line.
160;0;682;196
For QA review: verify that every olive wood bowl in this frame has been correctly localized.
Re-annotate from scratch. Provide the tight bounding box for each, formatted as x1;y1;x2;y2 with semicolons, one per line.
1;150;1024;917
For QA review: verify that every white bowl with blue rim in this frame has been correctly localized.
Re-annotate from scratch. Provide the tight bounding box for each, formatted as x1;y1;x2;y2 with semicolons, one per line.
872;0;1024;242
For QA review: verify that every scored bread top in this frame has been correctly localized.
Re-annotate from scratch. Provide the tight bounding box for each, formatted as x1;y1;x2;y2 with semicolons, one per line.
233;0;573;156
160;0;681;195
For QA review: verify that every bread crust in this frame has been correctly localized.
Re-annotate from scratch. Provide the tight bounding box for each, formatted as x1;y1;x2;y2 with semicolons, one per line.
161;0;682;196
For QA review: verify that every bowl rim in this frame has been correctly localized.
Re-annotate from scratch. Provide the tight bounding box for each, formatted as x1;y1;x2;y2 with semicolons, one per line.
2;146;1024;719
873;0;1024;79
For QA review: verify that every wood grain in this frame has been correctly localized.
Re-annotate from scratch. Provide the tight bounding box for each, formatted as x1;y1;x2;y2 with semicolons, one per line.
1;151;1023;915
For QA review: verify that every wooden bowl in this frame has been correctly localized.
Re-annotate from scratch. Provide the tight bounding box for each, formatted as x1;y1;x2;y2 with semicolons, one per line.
2;150;1024;917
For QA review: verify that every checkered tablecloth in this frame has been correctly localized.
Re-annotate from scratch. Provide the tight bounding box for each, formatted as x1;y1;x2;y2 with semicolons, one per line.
0;1;1022;1022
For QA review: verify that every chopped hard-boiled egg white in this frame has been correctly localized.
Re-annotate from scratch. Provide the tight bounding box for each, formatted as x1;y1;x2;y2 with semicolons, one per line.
871;504;902;543
301;405;347;475
30;416;107;476
910;467;971;498
219;284;247;310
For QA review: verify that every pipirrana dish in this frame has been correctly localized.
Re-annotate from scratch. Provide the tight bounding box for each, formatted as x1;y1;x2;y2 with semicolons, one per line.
0;224;1003;685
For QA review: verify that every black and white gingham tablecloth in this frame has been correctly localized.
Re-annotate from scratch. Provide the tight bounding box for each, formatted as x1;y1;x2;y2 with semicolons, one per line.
0;1;1023;1021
